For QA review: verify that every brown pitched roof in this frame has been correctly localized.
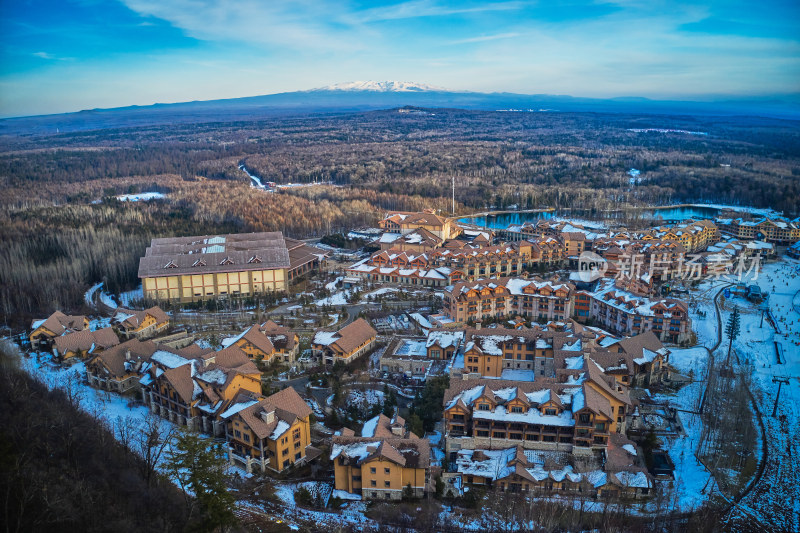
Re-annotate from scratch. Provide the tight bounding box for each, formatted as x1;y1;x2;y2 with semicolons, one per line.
88;338;157;377
162;364;196;404
331;436;430;469
263;387;312;420
586;360;632;406
612;331;665;359
115;306;169;330
236;325;276;355
138;231;293;279
53;327;120;356
402;212;447;227
582;383;613;420
231;387;311;440
331;318;377;355
212;345;260;374
175;344;215;358
34;310;87;335
367;441;407;466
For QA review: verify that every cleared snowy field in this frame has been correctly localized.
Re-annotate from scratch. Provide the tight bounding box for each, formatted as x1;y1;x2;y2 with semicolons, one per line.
719;258;800;530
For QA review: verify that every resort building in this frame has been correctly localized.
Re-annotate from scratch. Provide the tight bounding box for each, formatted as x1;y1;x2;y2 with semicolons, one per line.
715;217;800;244
379;210;461;241
29;311;90;349
642;220;717;253
86;338;158;393
224;320;300;364
443;277;575;324
221;387;314;473
139;345;262;435
112;306;170;339
443;439;652;499
312;318;378;365
138;231;327;303
52;327;120;361
575;280;691;344
331;435;431;500
443;375;631;455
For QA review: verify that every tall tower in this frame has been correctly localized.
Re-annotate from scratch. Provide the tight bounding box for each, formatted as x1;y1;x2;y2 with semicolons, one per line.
452;176;455;215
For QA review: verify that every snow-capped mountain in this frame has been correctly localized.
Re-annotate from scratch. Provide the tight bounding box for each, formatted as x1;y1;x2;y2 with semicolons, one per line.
312;81;451;93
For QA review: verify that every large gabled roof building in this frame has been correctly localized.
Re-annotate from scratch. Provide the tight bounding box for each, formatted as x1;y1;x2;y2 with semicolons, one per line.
138;231;327;303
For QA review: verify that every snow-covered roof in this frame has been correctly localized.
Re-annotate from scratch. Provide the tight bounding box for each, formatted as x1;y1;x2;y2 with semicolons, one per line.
151;350;191;369
330;441;381;462
361;415;380;437
426;330;464;349
313;331;340;346
219;399;260;419
269;420;291;440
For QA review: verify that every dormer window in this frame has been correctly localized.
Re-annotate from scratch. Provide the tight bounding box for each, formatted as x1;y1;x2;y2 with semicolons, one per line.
164;261;178;269
478;403;490;411
544;408;557;416
510;406;523;414
248;256;262;264
192;259;206;267
220;257;234;265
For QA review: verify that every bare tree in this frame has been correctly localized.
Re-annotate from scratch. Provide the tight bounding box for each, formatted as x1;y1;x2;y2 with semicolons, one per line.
136;411;176;487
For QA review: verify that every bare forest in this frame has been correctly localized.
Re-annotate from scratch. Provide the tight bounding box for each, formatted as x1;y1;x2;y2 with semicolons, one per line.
1;108;798;327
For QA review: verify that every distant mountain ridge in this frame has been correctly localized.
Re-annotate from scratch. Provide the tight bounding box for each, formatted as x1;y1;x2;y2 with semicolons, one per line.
1;81;798;135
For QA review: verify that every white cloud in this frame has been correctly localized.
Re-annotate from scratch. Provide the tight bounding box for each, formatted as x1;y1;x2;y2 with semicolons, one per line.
447;32;521;45
120;0;369;52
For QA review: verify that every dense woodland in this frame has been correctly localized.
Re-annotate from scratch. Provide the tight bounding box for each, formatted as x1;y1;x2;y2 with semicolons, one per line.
0;348;189;532
1;108;799;327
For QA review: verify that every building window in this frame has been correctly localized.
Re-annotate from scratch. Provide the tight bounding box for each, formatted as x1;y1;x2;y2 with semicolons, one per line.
370;467;376;474
511;406;523;414
352;475;361;481
371;480;377;487
384;468;390;474
384;481;390;487
478;403;490;411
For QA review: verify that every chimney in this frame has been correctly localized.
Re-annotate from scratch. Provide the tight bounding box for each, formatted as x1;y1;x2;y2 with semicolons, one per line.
475;322;482;330
261;410;275;425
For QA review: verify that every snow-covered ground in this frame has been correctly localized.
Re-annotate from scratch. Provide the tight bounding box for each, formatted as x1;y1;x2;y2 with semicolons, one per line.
258;480;374;530
653;374;711;511
84;282;103;308
115;192;166;202
719;258;800;530
99;288;118;309
119;285;143;307
14;348;176;466
325;277;344;291
314;289;354;307
362;287;399;299
668;346;709;377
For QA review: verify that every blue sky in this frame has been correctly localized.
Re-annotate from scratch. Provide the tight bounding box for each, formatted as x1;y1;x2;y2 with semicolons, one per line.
1;0;798;117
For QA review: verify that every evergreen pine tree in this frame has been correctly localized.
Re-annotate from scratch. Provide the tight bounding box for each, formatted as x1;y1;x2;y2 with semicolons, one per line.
167;431;237;532
725;305;741;364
